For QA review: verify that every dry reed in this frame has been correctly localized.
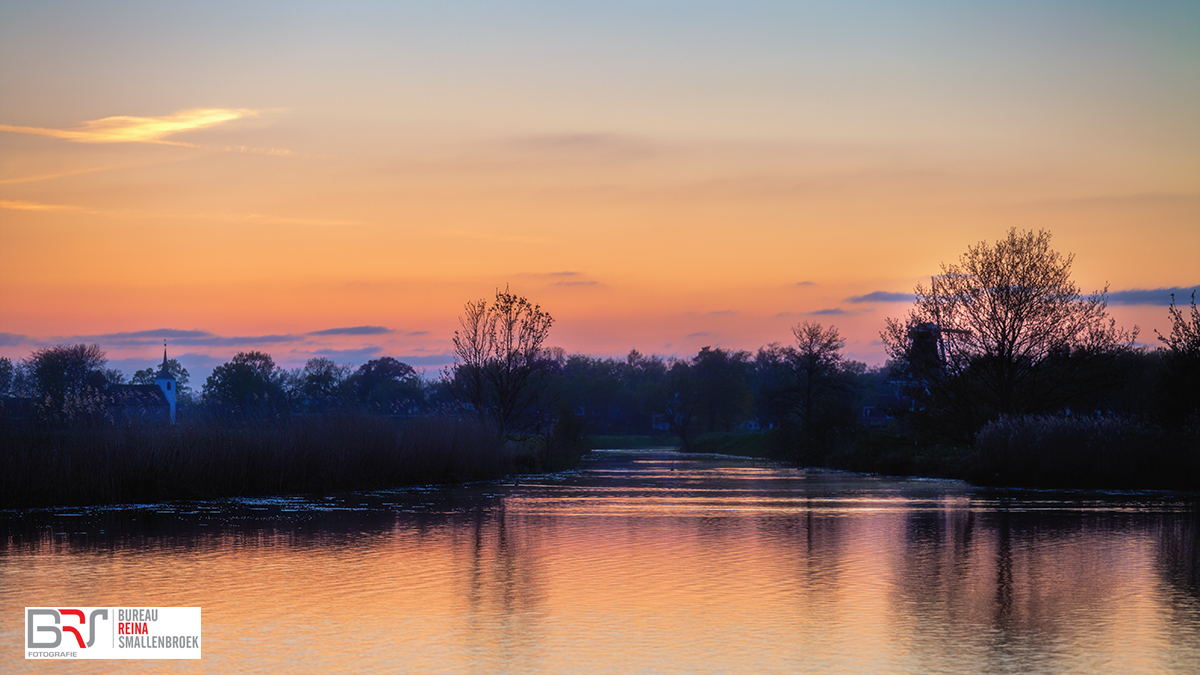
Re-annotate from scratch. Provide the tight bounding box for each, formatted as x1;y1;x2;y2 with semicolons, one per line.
1;414;511;508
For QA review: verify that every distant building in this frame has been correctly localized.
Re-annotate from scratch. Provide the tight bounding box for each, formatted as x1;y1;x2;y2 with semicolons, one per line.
108;347;177;424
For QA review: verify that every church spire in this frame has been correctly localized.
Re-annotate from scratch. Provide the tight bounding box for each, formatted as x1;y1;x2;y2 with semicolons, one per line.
154;340;177;424
157;341;174;380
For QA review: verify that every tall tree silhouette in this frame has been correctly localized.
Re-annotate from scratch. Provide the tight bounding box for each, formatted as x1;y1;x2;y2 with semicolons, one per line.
450;286;554;438
882;229;1137;438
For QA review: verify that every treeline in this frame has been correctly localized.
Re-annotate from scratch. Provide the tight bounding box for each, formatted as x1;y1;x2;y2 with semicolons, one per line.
0;349;428;420
2;230;1197;498
0;331;877;445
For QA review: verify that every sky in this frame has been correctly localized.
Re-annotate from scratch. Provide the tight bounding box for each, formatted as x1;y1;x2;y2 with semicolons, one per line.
1;0;1197;384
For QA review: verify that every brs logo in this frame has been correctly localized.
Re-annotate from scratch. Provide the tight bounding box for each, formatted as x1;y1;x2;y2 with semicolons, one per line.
26;608;108;649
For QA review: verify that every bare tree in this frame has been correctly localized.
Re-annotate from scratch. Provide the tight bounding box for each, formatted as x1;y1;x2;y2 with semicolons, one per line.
791;321;847;435
1156;291;1200;357
882;229;1137;435
450;286;554;438
1154;290;1200;427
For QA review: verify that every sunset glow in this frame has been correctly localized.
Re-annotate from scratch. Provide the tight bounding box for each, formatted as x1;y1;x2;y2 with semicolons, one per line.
1;1;1196;380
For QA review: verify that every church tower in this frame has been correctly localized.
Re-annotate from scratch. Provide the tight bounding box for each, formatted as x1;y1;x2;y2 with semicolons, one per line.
154;344;177;424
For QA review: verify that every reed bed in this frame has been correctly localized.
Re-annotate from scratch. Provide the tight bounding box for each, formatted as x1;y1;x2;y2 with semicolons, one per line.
1;414;511;508
969;414;1198;490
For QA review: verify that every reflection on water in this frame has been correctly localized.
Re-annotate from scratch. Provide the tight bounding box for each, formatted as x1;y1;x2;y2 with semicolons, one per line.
2;449;1198;674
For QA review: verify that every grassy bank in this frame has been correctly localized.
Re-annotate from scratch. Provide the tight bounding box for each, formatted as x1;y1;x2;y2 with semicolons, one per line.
689;432;773;458
585;435;681;450
585;433;776;458
1;414;530;508
673;417;1199;491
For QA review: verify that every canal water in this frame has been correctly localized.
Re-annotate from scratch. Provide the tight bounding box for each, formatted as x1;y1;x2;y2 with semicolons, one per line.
2;448;1198;674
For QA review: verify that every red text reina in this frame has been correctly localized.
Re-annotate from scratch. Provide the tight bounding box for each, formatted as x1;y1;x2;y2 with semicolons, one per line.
117;622;148;635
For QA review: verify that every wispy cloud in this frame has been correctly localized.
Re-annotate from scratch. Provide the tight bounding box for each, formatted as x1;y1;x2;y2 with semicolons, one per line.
295;347;385;363
530;271;603;288
506;133;654;162
213;213;354;226
0;108;258;145
25;326;418;351
0;165;126;185
796;281;816;287
809;308;849;316
95;329;214;340
1022;192;1200;210
686;332;711;338
394;353;455;366
0;333;30;347
1108;286;1197;306
445;230;552;245
0;199;82;211
846;291;914;304
0;199;354;226
308;326;393;336
88;332;305;348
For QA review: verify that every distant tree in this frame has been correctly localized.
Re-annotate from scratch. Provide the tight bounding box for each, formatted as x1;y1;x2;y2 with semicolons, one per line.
882;229;1137;439
202;351;285;411
347;357;424;414
623;349;668;433
1155;290;1200;427
449;287;555;438
0;357;13;397
690;346;752;433
750;343;794;429
131;358;191;403
548;354;624;434
99;368;126;387
22;344;110;406
651;358;699;451
298;357;351;401
749;325;861;460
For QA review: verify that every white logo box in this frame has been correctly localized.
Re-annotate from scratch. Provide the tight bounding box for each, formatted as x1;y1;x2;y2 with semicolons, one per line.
25;607;201;659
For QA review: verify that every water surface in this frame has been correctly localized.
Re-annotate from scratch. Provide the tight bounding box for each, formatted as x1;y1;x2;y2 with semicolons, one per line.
3;449;1198;673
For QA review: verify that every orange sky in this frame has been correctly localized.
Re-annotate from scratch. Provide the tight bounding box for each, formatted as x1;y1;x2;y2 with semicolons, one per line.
1;2;1197;379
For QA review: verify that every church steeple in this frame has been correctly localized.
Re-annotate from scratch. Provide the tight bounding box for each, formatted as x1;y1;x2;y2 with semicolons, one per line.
157;341;172;379
154;340;177;424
